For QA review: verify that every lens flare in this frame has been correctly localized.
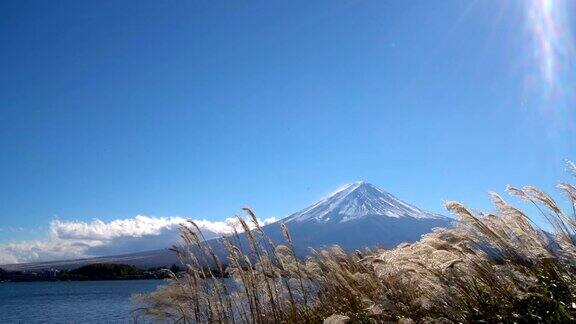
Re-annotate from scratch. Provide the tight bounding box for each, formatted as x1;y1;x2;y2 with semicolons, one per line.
526;0;575;108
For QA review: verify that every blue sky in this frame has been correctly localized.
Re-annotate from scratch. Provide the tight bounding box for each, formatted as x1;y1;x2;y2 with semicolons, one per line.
0;1;575;260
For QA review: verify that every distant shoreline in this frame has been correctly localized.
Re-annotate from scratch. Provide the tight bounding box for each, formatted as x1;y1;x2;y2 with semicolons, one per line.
0;277;165;283
0;263;179;282
0;278;166;283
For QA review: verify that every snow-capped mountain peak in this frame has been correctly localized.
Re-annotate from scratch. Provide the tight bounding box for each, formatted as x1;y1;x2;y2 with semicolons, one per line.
284;182;443;223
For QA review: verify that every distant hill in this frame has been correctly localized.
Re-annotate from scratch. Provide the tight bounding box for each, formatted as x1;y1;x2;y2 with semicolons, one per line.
1;248;179;272
63;263;144;280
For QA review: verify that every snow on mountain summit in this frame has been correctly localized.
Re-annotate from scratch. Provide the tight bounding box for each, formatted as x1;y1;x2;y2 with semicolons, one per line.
284;181;443;223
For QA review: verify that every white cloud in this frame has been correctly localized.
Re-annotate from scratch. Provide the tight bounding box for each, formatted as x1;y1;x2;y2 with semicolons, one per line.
50;216;190;240
0;215;277;265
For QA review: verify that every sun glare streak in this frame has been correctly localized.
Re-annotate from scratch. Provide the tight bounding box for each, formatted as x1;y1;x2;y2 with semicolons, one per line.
526;0;575;107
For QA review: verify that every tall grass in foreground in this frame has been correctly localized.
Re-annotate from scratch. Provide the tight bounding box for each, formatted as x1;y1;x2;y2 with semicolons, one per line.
135;164;576;323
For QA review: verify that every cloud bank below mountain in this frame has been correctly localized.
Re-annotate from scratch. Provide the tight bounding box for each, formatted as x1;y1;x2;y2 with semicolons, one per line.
0;215;277;265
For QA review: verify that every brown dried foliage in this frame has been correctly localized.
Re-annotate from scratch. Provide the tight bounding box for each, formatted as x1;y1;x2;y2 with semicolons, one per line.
135;163;576;323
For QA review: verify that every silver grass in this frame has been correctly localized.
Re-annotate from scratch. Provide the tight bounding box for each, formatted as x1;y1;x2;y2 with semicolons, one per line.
137;171;576;323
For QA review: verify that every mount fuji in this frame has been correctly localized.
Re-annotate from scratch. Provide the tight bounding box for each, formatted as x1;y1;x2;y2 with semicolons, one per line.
261;181;451;255
3;182;451;270
285;181;444;223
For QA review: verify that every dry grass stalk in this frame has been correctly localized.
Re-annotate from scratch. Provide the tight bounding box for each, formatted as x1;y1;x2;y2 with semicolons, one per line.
135;162;576;323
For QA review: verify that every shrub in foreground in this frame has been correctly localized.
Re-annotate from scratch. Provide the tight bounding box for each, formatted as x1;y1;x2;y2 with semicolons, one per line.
135;164;576;323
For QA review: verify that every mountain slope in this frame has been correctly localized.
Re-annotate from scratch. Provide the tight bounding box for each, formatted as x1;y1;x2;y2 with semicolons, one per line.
261;181;451;255
4;182;451;270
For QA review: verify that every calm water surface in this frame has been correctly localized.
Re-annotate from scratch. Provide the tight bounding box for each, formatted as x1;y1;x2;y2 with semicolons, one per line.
0;280;165;323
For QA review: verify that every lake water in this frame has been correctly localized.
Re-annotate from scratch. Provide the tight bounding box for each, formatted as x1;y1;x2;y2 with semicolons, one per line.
0;280;166;323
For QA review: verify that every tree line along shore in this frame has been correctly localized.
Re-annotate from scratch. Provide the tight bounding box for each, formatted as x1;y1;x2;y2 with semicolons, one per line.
0;263;189;282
